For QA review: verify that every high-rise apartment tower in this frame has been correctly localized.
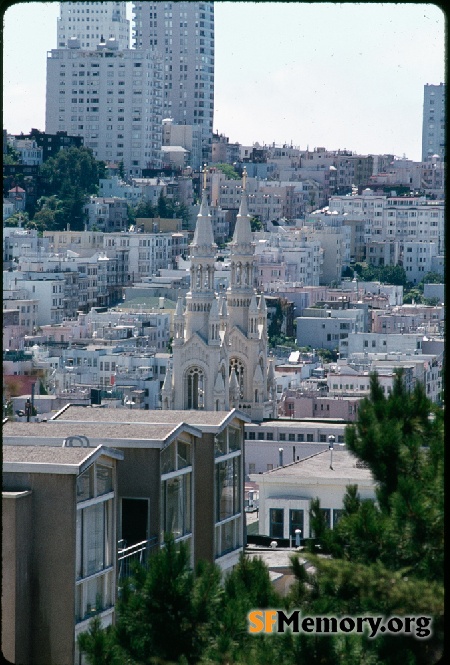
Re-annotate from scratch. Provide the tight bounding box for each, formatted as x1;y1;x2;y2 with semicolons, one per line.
46;39;163;175
57;1;130;50
422;83;446;162
133;1;215;162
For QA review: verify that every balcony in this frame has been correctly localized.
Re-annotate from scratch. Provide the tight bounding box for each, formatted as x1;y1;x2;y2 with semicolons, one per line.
117;537;158;582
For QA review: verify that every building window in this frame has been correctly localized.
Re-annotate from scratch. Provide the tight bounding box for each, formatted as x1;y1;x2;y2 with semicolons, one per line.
333;509;344;527
297;434;304;442
289;509;304;539
215;457;241;522
75;461;115;624
185;366;204;409
279;433;286;441
160;438;193;543
269;508;284;539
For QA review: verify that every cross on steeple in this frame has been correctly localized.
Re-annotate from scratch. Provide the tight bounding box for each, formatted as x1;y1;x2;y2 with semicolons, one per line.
242;167;247;191
202;164;208;192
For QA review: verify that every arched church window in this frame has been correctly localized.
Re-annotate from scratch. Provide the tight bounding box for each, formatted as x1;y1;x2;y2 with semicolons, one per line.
185;367;205;410
229;358;245;399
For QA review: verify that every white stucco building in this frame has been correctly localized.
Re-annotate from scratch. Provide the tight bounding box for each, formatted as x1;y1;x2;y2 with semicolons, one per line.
252;448;376;540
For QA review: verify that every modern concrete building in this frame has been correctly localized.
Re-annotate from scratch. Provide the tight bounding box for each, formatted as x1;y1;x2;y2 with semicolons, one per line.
133;1;214;162
422;83;446;162
2;405;249;662
2;443;124;665
50;406;249;570
46;39;163;175
57;1;130;50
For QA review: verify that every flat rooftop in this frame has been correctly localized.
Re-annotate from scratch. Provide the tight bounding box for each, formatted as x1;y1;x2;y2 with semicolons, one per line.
52;405;250;429
2;420;199;447
255;449;374;483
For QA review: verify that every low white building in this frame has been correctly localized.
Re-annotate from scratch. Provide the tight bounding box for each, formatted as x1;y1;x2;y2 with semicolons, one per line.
245;420;345;476
252;448;376;540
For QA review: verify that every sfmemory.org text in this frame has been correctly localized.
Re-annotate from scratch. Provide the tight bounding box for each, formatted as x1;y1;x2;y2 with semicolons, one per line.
248;611;432;639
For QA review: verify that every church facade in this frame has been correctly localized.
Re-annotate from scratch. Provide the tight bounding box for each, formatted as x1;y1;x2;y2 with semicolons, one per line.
162;179;276;422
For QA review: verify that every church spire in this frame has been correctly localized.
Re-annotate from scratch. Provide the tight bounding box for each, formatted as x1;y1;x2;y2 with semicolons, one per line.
192;167;215;251
231;168;253;248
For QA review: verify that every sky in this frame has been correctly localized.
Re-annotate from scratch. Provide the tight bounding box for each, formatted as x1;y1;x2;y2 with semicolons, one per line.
2;2;446;161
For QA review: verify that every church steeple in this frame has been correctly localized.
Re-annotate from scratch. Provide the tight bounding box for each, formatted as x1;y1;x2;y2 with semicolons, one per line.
166;167;274;421
185;167;217;340
227;168;256;332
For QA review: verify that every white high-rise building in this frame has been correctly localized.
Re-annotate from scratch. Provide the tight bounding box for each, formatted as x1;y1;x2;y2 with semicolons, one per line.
422;83;446;162
133;1;215;162
57;1;130;50
46;39;162;175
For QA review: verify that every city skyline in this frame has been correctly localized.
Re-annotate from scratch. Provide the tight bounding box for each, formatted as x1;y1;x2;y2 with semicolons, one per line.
3;2;446;161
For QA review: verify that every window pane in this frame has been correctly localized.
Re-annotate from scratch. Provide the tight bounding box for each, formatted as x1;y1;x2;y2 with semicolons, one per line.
83;503;104;576
184;474;192;534
233;456;241;515
177;440;191;469
320;508;331;529
96;464;112;496
85;575;104;618
77;467;94;502
76;510;82;579
161;441;176;474
165;476;182;538
333;509;344;527
221;520;234;555
214;430;227;457
270;508;284;539
216;460;233;521
289;509;304;538
228;427;241;452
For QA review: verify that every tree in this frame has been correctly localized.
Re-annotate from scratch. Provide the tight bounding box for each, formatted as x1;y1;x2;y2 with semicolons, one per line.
3;211;29;227
29;195;65;233
79;545;283;665
3;143;22;165
38;146;105;231
250;215;263;232
214;163;240;179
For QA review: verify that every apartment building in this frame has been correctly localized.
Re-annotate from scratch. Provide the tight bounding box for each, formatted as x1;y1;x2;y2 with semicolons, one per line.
57;1;130;50
133;1;215;162
84;196;129;232
329;191;445;252
402;241;438;284
422;82;446;162
297;306;366;351
46;39;163;175
2;442;123;665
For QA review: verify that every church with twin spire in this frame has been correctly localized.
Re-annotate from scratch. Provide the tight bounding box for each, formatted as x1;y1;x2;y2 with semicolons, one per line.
161;172;276;422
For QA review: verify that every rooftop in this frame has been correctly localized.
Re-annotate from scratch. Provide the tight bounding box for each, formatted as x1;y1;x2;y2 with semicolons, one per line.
2;420;199;447
52;405;251;430
254;449;374;484
2;444;123;474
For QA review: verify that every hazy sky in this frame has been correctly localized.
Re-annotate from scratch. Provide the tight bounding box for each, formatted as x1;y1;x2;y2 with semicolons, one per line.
3;2;446;161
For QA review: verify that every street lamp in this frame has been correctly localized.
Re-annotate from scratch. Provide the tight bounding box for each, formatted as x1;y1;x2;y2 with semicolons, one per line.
328;435;336;470
279;447;284;467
